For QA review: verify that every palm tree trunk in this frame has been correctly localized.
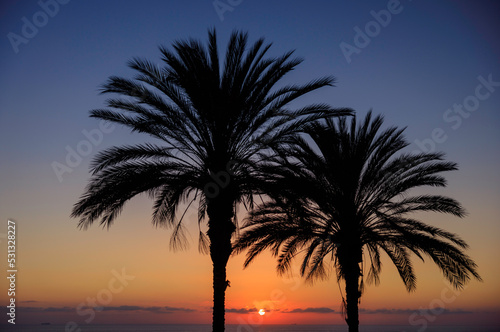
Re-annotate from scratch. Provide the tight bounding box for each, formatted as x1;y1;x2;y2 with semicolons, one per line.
345;260;361;332
207;196;236;332
212;249;230;332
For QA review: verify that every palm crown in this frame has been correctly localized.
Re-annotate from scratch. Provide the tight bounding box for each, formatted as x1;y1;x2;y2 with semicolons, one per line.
71;29;347;231
234;112;481;331
71;29;350;331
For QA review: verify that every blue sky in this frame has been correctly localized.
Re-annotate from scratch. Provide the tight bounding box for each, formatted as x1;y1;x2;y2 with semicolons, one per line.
2;0;497;209
0;0;499;327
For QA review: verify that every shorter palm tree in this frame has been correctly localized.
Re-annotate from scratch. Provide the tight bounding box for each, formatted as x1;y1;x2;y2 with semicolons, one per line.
234;112;481;332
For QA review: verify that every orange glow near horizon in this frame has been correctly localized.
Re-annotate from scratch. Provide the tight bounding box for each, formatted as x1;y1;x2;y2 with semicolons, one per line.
0;183;499;327
1;201;498;326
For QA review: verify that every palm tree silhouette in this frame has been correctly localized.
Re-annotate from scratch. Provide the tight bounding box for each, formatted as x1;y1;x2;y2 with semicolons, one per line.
234;112;481;332
71;29;351;331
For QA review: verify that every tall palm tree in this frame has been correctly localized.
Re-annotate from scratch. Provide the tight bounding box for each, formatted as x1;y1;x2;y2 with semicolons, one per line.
234;112;481;332
71;29;350;331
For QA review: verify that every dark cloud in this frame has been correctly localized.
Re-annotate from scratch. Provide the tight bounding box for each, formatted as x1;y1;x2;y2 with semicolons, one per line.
283;307;335;314
18;305;195;314
359;308;415;315
280;307;473;315
359;308;473;315
164;306;196;312
19;307;74;313
100;305;195;313
226;308;258;314
18;305;473;317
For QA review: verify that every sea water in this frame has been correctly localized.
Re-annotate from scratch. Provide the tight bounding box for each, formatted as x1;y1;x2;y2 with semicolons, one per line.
1;325;498;332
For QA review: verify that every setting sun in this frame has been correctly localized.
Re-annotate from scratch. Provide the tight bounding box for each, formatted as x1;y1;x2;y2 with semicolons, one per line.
258;309;265;316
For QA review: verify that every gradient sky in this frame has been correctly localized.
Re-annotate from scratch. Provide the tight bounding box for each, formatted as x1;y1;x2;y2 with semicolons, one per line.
1;0;499;328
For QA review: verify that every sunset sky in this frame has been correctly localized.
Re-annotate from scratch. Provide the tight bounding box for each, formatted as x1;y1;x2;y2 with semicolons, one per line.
0;0;499;328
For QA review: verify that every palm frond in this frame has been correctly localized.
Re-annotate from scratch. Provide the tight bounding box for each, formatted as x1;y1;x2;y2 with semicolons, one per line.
235;110;480;302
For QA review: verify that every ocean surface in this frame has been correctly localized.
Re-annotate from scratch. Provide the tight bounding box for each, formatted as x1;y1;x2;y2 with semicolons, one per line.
1;325;498;332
